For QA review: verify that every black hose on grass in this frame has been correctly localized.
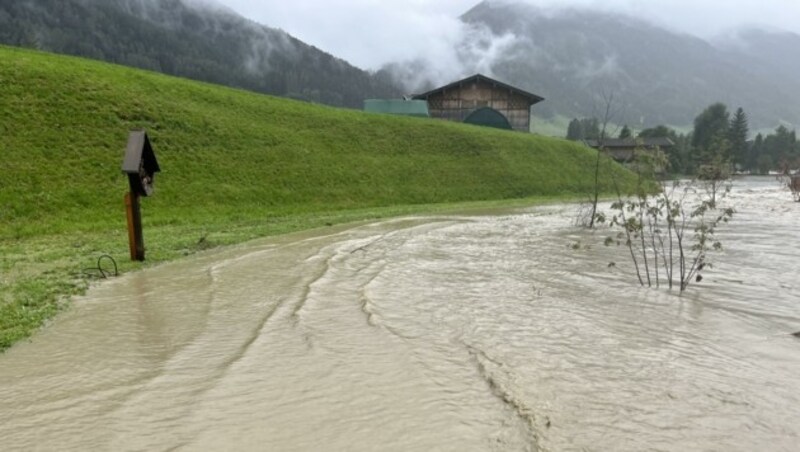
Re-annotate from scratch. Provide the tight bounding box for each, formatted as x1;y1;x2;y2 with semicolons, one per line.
83;254;118;279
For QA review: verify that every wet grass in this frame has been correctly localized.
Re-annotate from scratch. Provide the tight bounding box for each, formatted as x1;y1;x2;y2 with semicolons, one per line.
0;45;637;351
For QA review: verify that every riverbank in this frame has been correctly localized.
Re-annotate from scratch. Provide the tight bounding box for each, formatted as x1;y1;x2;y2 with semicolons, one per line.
1;45;637;350
2;196;583;351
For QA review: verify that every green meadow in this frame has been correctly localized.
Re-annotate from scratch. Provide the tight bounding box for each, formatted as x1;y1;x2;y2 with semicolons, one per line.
0;45;636;350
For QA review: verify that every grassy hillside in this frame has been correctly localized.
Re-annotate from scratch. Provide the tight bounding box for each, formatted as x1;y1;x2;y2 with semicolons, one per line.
0;46;635;350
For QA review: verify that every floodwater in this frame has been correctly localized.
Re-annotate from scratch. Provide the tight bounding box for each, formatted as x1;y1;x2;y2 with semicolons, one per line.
1;177;799;451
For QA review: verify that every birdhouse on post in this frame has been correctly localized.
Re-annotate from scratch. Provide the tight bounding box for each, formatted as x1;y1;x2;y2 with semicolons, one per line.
121;130;160;261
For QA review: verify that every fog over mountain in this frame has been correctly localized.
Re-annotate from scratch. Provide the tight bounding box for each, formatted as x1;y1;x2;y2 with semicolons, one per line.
217;0;800;70
377;1;800;130
1;0;798;130
0;0;400;107
214;0;800;130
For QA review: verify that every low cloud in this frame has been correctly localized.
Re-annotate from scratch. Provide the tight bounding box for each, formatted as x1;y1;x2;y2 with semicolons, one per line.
217;0;800;67
380;21;524;94
213;0;800;91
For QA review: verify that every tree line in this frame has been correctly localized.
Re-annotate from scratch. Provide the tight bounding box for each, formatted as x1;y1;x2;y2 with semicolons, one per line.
566;103;799;175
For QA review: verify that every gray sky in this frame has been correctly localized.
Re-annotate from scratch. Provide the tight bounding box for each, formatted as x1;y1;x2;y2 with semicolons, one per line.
215;0;800;69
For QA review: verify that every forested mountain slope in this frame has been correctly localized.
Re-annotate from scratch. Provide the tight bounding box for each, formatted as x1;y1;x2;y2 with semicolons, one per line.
0;0;401;107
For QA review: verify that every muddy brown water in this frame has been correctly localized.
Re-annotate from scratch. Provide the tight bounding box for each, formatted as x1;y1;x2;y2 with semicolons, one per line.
2;177;799;451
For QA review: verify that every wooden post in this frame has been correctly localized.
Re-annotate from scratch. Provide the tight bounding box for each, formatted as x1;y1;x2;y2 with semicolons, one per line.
125;191;145;261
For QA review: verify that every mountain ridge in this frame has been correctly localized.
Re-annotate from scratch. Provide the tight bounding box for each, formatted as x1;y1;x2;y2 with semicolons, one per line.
2;0;797;130
455;1;800;130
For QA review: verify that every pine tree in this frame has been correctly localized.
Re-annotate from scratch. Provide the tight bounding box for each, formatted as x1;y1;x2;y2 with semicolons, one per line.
566;118;583;140
728;107;749;171
750;133;764;173
763;125;798;170
618;125;632;139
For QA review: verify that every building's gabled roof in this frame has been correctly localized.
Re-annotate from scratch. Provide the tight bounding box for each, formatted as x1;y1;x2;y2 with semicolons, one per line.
412;73;545;105
583;137;675;149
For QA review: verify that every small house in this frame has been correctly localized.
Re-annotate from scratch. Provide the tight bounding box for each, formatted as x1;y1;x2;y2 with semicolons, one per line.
583;137;674;163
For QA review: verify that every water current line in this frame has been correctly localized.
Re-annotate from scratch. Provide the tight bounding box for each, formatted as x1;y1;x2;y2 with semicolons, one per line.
101;239;344;445
465;343;541;450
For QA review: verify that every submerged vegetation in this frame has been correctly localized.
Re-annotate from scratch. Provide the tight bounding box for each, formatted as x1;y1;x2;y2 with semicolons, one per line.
571;94;738;292
593;150;734;292
0;46;638;350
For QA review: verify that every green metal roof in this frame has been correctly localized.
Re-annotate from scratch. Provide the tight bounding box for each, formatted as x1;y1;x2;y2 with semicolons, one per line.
363;99;430;117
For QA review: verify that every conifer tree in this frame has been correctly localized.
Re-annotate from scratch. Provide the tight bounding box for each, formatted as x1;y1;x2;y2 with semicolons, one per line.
750;133;765;173
728;107;749;171
566;118;583;140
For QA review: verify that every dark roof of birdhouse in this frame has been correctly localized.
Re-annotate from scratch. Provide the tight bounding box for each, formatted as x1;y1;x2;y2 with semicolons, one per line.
121;130;160;174
412;73;545;105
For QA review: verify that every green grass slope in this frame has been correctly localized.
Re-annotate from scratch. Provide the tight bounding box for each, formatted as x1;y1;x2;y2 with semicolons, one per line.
0;46;635;350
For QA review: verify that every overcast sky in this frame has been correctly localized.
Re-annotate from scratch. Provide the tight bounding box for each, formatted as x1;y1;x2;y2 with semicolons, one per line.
215;0;800;69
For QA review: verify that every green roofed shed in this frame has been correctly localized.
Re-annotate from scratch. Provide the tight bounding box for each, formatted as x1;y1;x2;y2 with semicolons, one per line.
364;99;430;117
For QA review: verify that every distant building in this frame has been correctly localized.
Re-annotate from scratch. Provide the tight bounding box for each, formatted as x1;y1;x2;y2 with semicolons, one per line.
583;137;674;163
363;99;430;117
412;74;544;132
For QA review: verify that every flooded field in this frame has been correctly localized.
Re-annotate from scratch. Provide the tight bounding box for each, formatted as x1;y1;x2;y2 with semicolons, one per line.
1;177;799;451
